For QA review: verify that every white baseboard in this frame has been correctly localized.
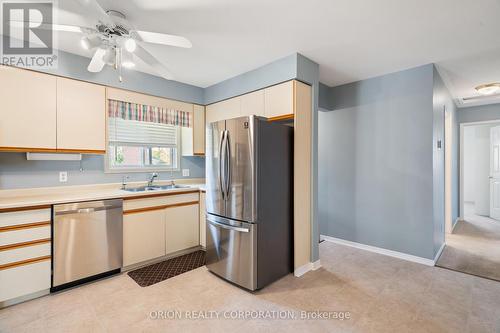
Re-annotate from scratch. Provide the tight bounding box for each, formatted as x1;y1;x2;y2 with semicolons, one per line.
320;235;435;266
451;218;461;233
294;259;322;277
434;243;445;264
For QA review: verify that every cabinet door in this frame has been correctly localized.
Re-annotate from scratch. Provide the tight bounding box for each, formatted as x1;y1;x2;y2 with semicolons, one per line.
206;97;240;124
193;104;205;155
0;260;51;302
57;77;106;151
123;210;165;266
264;80;294;119
0;67;57;150
240;90;265;117
199;192;206;247
165;204;199;254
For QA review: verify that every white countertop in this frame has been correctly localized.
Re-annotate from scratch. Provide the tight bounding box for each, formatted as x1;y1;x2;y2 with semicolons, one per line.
0;179;206;210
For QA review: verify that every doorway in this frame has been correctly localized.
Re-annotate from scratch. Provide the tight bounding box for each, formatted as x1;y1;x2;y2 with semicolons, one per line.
437;121;500;281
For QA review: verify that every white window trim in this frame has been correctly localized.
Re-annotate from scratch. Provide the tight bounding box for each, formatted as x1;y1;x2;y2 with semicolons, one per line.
104;124;182;174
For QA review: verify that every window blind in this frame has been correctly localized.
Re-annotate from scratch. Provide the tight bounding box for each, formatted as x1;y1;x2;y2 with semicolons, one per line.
108;118;178;148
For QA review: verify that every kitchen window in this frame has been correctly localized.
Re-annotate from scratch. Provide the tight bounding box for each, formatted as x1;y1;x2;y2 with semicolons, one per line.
106;117;180;172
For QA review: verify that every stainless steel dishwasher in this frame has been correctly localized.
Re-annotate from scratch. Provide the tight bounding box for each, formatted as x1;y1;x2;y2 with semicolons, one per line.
52;199;123;291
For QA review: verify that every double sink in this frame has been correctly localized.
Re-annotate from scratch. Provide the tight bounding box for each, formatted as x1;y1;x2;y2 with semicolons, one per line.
123;184;190;192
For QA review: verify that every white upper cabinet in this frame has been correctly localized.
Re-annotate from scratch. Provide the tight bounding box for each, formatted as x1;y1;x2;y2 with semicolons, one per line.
205;80;295;125
206;97;240;124
0;67;57;150
193;104;205;155
182;104;205;156
240;90;265;117
56;77;106;152
264;81;294;119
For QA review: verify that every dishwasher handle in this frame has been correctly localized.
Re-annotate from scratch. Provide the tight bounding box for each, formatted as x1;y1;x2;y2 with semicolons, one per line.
77;208;95;214
55;203;122;215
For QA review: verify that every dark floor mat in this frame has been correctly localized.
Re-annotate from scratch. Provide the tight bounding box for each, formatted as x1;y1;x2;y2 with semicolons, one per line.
128;250;206;287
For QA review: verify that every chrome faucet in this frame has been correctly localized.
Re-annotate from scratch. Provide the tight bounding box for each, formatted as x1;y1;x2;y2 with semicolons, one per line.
147;173;158;187
121;176;129;190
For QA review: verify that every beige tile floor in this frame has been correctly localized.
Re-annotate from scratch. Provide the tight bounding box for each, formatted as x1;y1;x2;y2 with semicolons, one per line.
437;203;500;281
1;241;500;333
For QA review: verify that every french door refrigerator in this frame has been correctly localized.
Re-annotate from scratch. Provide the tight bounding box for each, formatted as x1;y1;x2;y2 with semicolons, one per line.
205;115;293;291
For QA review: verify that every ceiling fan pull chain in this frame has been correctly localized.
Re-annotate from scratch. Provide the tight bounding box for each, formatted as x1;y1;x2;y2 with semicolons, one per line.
118;48;123;82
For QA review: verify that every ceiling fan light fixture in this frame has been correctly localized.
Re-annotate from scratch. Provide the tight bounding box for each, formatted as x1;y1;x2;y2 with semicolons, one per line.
124;38;137;52
121;49;135;68
475;83;500;96
102;47;116;65
80;35;101;50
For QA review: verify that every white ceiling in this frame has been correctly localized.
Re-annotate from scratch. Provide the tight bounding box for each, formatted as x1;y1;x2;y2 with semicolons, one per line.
53;0;500;104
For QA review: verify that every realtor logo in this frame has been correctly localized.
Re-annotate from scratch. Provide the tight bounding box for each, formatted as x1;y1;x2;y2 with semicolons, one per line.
1;1;57;68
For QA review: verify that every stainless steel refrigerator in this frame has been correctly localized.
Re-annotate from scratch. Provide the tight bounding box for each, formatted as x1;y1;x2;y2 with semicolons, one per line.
205;115;293;291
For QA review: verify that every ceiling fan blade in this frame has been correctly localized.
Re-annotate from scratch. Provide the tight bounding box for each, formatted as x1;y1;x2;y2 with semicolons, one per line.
87;48;106;72
134;44;174;80
8;20;91;34
74;0;113;26
134;31;192;48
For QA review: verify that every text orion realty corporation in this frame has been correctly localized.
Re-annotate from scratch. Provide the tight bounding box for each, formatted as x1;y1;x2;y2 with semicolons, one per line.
1;1;57;69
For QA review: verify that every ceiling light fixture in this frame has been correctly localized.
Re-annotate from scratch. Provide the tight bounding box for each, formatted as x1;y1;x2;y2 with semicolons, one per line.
102;47;116;65
475;83;500;96
121;49;135;68
124;38;137;52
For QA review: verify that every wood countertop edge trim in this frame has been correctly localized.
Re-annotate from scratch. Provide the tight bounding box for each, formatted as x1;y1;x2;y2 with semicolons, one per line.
0;221;51;232
124;200;199;215
0;238;51;252
0;205;52;213
122;189;200;200
0;188;205;211
0;255;51;271
0;147;105;154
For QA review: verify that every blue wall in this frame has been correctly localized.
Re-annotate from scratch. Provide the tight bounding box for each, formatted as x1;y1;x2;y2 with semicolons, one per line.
318;64;440;260
458;103;500;123
0;154;205;189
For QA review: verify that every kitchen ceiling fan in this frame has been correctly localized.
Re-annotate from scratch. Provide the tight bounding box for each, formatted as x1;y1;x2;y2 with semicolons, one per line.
51;0;192;81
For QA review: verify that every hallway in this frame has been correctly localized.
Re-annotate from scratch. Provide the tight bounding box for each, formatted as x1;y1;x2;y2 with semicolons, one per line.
437;203;500;281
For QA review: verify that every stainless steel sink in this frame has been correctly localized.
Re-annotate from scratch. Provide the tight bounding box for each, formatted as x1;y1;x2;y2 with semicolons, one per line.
123;184;190;192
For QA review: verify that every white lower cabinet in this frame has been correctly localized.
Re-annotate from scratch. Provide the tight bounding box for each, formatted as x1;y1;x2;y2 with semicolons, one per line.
0;208;52;305
123;192;201;267
123;210;166;267
0;260;51;303
165;204;199;254
199;192;206;248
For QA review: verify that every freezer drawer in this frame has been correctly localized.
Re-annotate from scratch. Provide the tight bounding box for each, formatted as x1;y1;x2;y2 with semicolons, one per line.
205;214;257;290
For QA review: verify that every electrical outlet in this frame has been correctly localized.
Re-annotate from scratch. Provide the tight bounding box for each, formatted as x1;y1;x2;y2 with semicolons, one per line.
59;171;68;182
182;169;190;177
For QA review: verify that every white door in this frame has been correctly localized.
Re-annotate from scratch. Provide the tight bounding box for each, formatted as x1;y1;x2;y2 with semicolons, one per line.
490;126;500;220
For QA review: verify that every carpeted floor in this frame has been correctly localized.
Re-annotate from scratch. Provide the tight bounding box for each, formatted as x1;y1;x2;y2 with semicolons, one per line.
437;204;500;281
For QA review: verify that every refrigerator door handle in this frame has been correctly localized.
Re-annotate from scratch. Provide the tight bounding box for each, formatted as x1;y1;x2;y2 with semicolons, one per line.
225;130;231;198
219;130;226;200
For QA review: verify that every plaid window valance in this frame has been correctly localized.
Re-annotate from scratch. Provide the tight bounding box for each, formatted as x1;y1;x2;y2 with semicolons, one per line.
108;99;192;128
